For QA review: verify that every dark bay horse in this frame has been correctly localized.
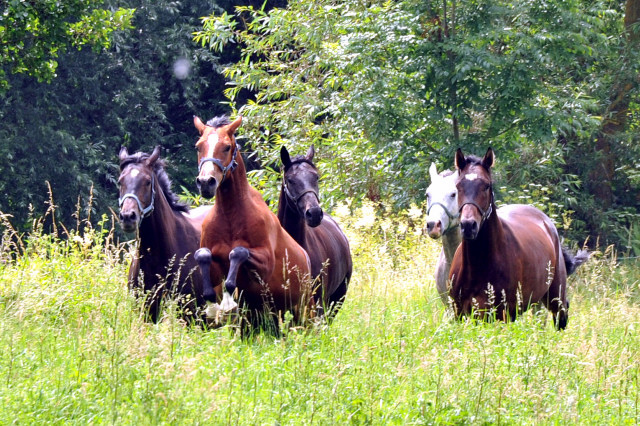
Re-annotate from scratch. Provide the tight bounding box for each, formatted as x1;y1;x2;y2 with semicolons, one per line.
448;148;588;329
118;146;212;322
278;145;352;319
191;116;313;333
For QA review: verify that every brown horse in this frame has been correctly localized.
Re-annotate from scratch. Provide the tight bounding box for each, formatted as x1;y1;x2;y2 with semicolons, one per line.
191;116;313;333
448;148;588;329
118;146;212;322
278;145;352;319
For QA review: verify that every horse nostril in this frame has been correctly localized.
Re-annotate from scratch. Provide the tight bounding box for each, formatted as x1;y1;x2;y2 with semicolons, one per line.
460;219;478;239
426;221;435;232
305;207;323;227
120;210;136;222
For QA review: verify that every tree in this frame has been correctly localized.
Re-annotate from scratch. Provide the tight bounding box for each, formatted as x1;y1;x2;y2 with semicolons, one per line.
590;0;640;207
0;0;134;90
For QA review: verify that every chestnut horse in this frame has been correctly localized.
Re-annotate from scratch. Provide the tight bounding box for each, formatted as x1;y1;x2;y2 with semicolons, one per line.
118;147;212;322
448;148;588;329
424;163;461;306
191;116;313;333
278;145;352;319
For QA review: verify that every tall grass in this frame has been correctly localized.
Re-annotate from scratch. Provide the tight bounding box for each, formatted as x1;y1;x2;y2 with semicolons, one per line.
0;201;638;424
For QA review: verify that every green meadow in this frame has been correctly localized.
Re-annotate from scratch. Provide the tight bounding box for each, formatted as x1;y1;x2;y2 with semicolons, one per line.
0;204;638;424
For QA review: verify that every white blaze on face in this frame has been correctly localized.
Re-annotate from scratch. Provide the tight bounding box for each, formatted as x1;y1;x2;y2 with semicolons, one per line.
200;132;220;175
130;169;140;178
465;173;479;181
206;133;219;158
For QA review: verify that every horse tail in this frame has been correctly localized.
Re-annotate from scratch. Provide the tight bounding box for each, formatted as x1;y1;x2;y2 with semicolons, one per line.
563;247;590;276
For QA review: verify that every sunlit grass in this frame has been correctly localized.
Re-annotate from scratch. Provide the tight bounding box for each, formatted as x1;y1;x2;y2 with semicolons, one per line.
0;202;638;424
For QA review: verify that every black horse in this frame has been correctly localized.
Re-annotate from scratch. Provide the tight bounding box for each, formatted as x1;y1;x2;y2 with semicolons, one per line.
278;145;353;319
118;146;212;322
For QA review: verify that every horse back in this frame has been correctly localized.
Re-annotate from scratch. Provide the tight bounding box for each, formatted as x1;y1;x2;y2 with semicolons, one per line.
498;204;565;295
183;205;213;233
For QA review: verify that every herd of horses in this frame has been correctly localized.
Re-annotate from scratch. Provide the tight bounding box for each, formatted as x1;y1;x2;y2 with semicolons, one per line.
117;115;588;334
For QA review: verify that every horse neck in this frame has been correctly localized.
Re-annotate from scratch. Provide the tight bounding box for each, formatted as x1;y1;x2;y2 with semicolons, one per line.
441;228;462;265
213;156;253;216
277;187;307;246
137;184;181;255
461;202;504;263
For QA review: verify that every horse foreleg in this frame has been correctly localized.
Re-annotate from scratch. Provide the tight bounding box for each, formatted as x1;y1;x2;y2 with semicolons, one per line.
221;247;250;311
194;248;216;302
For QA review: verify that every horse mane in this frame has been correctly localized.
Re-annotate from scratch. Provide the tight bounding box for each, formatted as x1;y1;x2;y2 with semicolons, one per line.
460;154;492;176
206;115;231;129
119;151;190;213
284;154;317;172
463;154;483;166
440;169;455;178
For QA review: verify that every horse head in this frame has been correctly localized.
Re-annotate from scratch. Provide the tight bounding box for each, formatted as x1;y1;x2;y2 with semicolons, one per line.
194;115;243;199
117;146;161;232
455;147;495;240
281;144;323;227
425;162;459;239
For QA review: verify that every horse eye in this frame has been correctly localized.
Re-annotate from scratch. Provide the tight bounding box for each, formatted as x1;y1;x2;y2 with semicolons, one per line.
224;145;231;153
450;192;456;199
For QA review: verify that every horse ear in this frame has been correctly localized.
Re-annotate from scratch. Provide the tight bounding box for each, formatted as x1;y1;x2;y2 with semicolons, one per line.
281;146;292;168
482;147;494;169
227;116;243;135
306;144;315;161
146;146;161;166
119;146;129;162
194;116;207;135
455;148;467;171
428;162;438;182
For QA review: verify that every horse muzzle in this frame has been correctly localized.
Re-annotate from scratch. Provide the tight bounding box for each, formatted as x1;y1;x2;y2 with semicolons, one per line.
118;209;140;233
426;219;442;239
196;175;218;199
304;206;323;227
460;219;479;240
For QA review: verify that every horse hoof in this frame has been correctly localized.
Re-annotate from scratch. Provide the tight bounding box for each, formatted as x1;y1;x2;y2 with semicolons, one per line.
205;302;222;318
220;291;238;311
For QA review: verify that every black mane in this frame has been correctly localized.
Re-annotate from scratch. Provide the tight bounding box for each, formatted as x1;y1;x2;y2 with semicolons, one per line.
206;115;231;129
463;154;484;166
119;151;189;213
284;154;317;172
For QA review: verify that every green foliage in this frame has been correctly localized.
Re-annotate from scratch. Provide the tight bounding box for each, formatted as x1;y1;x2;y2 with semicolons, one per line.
0;0;134;89
1;206;639;423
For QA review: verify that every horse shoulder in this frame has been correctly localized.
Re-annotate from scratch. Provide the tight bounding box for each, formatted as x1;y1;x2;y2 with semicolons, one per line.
305;216;351;273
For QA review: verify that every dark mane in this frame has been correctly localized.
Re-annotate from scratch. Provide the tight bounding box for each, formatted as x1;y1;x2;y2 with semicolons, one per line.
463;154;484;166
284;154;317;172
206;115;231;129
460;154;492;176
119;151;189;213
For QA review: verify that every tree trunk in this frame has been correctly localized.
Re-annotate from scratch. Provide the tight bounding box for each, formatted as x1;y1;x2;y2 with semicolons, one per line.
591;0;640;207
